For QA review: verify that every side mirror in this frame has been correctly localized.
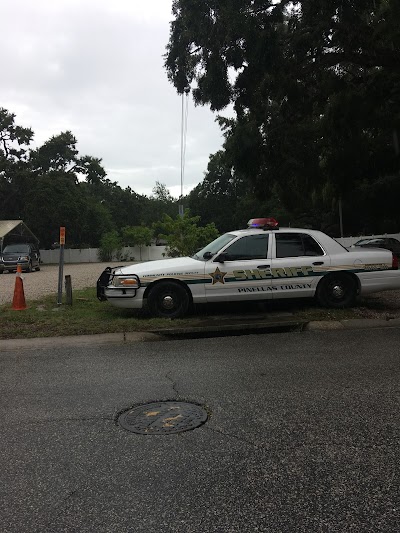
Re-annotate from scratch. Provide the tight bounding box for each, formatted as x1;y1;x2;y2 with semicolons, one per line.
202;251;213;260
215;252;227;263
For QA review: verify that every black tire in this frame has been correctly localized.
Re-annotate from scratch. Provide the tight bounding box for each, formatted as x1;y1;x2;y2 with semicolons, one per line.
147;281;190;319
36;265;41;271
26;261;32;273
317;274;357;308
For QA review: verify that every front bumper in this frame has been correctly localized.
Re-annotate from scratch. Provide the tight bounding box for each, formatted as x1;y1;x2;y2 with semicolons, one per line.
1;259;30;271
97;267;141;301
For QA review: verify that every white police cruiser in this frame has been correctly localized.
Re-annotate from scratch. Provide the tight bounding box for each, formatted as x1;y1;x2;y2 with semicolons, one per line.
97;218;400;318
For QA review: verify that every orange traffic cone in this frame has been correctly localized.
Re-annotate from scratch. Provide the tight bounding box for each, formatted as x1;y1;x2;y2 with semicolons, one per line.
12;264;27;311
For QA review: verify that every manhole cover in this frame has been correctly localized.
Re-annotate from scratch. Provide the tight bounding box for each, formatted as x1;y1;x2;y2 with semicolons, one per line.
118;401;208;435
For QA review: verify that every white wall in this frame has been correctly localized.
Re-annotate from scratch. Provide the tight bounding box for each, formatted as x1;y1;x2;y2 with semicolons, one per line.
39;245;167;264
39;233;400;263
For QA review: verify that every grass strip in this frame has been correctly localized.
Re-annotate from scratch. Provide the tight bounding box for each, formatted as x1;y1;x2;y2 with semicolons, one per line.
0;286;360;340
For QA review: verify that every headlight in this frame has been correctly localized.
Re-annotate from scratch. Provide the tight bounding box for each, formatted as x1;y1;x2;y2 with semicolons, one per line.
113;276;139;289
20;256;29;261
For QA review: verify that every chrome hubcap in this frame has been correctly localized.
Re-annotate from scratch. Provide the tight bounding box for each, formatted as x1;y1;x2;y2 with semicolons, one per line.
162;295;174;309
332;284;344;298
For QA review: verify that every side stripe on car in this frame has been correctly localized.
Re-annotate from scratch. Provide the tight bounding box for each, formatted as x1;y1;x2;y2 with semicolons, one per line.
137;263;392;288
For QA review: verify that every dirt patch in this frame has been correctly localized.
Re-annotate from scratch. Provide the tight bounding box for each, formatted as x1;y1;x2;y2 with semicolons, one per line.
355;290;400;319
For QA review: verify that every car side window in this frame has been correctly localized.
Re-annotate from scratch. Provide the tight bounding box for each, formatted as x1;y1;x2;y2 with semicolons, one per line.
223;235;269;261
276;233;324;258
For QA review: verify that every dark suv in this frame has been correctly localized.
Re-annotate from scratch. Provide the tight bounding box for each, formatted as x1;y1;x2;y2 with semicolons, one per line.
0;243;41;273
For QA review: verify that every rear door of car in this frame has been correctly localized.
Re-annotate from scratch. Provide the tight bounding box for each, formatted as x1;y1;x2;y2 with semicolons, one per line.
269;231;330;298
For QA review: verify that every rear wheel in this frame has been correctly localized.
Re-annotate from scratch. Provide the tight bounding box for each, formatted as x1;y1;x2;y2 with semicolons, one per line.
317;274;357;308
147;281;190;319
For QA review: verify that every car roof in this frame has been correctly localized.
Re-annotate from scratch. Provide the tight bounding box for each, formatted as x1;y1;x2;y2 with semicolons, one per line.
229;227;320;236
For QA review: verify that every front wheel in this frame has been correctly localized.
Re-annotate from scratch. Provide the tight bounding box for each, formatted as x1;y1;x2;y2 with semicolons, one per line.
147;281;190;319
316;274;357;308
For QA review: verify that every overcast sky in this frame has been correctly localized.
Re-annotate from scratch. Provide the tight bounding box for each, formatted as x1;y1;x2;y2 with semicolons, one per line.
2;0;228;198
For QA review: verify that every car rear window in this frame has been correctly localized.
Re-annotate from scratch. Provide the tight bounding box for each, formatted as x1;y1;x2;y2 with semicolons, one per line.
276;233;324;258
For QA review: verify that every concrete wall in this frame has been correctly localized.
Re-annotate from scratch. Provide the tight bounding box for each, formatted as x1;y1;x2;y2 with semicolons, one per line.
39;245;168;264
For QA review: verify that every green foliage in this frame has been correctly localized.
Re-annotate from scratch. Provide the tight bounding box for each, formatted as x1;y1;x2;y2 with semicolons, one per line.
166;0;400;235
30;131;79;175
122;225;154;260
0;107;33;162
152;181;174;203
98;230;122;262
0;106;184;247
158;210;219;257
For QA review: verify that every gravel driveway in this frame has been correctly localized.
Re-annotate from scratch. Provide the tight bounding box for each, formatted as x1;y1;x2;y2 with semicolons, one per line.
0;263;126;305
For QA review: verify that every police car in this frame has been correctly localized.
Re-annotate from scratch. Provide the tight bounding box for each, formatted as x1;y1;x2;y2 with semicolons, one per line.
97;218;400;318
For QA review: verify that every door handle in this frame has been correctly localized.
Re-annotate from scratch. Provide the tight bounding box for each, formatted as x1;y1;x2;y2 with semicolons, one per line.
257;265;270;269
312;261;324;265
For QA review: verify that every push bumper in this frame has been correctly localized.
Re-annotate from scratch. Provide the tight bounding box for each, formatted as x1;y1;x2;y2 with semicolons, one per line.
96;267;141;301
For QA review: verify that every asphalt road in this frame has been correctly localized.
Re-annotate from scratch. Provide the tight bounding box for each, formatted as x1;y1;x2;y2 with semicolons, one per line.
1;328;399;532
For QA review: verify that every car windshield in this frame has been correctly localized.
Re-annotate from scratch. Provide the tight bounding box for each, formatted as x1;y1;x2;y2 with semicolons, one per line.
192;234;236;261
3;244;30;253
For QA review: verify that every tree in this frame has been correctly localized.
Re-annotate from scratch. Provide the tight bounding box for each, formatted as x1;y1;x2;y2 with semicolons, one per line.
165;1;400;234
98;230;123;262
122;225;154;260
152;181;174;203
187;150;247;232
158;210;219;257
30;131;80;177
0;108;34;218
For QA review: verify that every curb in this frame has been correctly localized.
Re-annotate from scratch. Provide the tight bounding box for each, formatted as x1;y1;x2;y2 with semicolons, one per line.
1;318;400;351
149;318;307;337
305;318;400;331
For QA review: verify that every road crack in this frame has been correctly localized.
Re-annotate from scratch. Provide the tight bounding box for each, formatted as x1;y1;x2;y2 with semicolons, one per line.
165;371;180;397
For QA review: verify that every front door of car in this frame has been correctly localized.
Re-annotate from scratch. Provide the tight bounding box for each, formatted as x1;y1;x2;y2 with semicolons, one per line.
204;234;273;302
270;232;330;298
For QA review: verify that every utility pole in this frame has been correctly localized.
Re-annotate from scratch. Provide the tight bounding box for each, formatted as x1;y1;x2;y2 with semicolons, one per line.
338;197;344;238
179;89;190;217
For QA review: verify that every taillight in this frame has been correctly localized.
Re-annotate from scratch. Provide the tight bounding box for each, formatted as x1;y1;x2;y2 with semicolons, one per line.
392;253;398;270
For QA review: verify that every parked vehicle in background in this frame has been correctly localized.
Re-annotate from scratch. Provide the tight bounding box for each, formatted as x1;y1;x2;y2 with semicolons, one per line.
97;217;400;318
352;237;400;258
0;243;41;273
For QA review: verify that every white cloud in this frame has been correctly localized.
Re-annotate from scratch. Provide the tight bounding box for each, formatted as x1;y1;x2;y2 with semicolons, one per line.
1;0;228;197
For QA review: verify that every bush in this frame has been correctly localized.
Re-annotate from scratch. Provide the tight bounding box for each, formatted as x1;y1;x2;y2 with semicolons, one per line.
98;231;122;262
157;210;219;257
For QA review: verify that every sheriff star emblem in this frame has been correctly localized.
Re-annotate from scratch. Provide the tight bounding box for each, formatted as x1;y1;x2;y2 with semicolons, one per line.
209;267;227;285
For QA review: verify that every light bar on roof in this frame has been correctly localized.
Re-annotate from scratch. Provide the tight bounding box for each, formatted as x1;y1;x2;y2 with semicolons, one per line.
247;217;279;230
